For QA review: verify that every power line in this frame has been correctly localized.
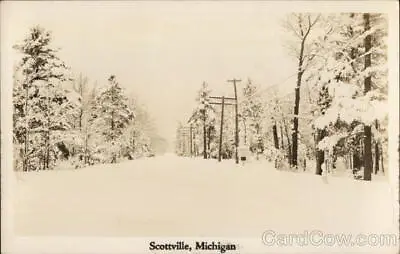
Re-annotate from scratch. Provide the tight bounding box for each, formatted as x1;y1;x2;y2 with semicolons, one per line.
237;72;298;105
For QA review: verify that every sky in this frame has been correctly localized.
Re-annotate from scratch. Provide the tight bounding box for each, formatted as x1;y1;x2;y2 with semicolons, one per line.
3;1;301;151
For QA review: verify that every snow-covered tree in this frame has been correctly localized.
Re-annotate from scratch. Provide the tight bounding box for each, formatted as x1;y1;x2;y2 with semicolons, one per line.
283;13;321;167
121;96;158;159
189;82;216;158
240;78;264;152
175;122;185;156
72;73;89;130
13;26;79;171
263;90;294;168
219;106;236;159
91;75;134;163
308;13;388;179
67;75;99;167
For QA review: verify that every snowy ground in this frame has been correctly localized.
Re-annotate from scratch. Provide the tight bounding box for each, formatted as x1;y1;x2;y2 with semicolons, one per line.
14;154;397;239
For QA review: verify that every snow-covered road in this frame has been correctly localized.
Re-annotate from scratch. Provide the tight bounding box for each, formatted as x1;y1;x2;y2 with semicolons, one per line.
14;154;397;238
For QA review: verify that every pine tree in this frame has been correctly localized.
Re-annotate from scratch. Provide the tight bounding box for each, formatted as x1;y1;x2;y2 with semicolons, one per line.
315;84;331;175
189;82;216;158
91;75;134;163
310;13;388;179
13;26;79;171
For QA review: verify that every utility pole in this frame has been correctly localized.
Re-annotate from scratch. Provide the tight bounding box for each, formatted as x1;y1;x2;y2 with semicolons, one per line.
218;97;225;162
193;132;197;156
199;91;209;159
189;124;193;157
209;96;236;162
187;113;198;157
202;108;207;159
227;79;241;164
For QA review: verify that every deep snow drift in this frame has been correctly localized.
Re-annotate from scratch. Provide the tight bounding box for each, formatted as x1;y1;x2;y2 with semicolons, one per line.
14;154;397;239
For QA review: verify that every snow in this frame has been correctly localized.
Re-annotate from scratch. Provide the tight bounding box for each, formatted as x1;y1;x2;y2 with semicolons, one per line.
14;154;397;241
317;132;347;151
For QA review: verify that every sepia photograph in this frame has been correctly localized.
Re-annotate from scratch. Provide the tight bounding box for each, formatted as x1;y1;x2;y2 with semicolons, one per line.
1;1;399;253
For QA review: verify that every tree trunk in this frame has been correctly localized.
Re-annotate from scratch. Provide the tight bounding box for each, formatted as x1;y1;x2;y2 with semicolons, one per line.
79;109;83;131
111;84;116;163
111;110;116;163
374;141;380;174
45;132;50;170
272;122;279;149
280;124;285;151
363;126;373;180
374;120;380;174
23;84;29;172
380;143;384;173
84;131;89;165
315;129;325;175
283;118;292;165
45;84;51;170
78;76;84;131
207;126;211;158
46;123;50;169
363;13;373;181
292;38;306;167
349;153;353;171
243;120;247;145
359;139;365;167
111;111;115;131
203;110;207;159
353;152;361;171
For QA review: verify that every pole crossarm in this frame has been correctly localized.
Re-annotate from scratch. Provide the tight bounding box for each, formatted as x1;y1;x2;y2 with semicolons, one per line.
227;79;242;83
209;102;236;106
209;96;236;100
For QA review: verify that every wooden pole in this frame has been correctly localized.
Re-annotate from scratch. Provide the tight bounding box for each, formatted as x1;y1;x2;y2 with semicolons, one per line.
218;96;225;162
202;108;207;159
210;96;235;161
227;79;241;164
280;124;285;150
189;124;193;157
